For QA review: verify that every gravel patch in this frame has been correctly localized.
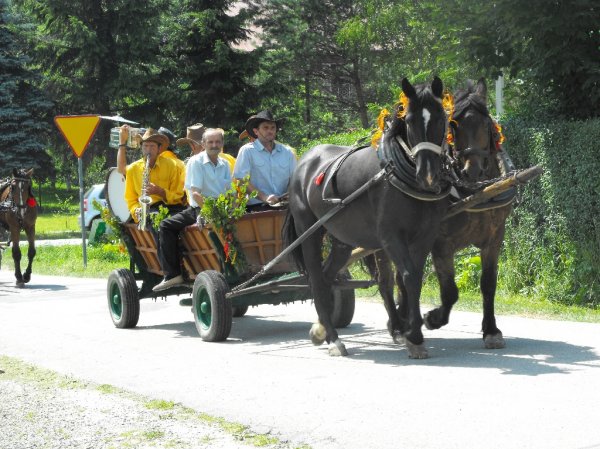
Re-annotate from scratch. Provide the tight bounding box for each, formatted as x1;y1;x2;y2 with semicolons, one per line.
0;356;309;449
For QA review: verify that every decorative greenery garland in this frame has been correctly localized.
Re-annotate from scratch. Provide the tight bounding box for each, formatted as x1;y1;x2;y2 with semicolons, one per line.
200;176;257;272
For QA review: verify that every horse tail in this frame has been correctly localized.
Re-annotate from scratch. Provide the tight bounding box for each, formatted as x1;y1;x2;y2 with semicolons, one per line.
282;210;306;273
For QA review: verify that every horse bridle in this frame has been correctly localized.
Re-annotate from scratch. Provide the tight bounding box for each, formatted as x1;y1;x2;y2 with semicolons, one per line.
448;115;495;162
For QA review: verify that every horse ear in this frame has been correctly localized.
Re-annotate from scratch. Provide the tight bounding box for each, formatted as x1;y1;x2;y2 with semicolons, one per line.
13;168;18;177
401;78;417;99
475;77;487;99
431;76;443;99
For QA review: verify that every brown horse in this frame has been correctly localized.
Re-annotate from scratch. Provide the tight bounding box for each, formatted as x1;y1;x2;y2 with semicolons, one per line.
421;78;514;348
0;168;38;287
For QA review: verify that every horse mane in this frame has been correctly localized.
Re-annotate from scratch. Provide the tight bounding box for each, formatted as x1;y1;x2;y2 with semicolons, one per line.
452;83;489;120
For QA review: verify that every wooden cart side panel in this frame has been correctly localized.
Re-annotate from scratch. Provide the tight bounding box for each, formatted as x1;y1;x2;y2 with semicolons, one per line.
123;224;163;276
235;210;295;274
181;226;222;278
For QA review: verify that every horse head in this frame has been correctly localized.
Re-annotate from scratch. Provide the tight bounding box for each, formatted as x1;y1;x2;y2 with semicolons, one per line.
11;168;34;209
400;77;447;193
449;78;498;182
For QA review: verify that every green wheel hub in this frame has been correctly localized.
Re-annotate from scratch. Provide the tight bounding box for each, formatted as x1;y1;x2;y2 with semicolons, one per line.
196;289;211;328
110;285;122;318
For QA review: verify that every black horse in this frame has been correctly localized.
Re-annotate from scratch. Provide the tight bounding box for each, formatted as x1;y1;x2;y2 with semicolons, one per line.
420;78;513;348
284;77;451;358
0;168;38;287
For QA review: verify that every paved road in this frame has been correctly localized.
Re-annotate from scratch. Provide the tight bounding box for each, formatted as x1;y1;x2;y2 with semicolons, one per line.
1;272;599;449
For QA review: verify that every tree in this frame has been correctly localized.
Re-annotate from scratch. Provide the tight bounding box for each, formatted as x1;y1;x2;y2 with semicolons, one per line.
0;0;53;178
445;0;600;119
161;0;259;132
251;0;373;137
12;0;169;168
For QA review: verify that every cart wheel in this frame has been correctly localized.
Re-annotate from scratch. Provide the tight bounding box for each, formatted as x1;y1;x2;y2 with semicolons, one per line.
107;268;140;329
332;271;355;328
232;304;249;317
192;270;232;341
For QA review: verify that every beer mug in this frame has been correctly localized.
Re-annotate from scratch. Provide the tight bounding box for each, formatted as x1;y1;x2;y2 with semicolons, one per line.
109;127;143;149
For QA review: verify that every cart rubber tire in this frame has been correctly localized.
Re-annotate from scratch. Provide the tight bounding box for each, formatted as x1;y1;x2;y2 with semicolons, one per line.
331;271;355;328
192;270;232;341
107;268;140;329
232;304;249;317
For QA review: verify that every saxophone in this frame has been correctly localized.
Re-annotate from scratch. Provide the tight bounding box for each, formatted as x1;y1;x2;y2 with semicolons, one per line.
137;153;152;230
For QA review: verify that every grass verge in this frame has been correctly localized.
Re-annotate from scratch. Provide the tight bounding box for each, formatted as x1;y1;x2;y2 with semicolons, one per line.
1;244;129;278
0;355;311;449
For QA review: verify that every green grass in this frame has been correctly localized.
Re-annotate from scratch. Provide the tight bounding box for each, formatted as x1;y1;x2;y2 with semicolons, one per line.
1;243;129;278
35;214;81;239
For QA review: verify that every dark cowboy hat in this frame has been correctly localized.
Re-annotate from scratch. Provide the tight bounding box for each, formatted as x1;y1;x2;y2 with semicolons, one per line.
244;110;285;139
158;127;177;151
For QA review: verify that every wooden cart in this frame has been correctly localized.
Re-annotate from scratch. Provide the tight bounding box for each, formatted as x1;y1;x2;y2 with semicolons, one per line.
107;209;366;341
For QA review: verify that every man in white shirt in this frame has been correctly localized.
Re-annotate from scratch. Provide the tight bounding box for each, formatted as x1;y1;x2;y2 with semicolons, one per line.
154;128;231;291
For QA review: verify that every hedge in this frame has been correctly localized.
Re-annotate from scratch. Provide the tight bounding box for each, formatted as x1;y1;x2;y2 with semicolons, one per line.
500;117;600;305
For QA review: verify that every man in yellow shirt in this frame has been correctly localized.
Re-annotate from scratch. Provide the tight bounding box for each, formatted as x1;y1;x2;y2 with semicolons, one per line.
123;128;185;223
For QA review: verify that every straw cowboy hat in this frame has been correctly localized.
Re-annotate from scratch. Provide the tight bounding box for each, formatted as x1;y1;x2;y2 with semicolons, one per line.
176;123;206;148
137;128;169;151
244;110;285;138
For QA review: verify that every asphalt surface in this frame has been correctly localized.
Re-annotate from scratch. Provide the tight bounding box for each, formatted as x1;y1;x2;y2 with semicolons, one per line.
1;272;599;449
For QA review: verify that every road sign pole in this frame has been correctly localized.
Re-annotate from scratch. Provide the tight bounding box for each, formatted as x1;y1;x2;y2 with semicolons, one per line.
78;157;87;267
54;114;102;268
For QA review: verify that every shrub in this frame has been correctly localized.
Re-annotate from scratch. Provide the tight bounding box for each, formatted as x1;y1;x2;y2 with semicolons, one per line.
500;117;600;305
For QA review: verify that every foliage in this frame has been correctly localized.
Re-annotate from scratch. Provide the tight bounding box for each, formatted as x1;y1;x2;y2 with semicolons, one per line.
150;204;170;232
200;176;256;271
454;254;482;291
0;0;53;178
160;0;259;132
12;0;169;169
442;0;600;119
499;116;600;305
297;128;371;157
94;200;121;243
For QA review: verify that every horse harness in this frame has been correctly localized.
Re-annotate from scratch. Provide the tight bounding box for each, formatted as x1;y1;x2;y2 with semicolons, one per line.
316;131;454;205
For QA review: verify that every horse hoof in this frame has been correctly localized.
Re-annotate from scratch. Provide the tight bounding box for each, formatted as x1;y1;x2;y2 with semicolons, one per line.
484;332;506;349
423;313;434;330
328;339;348;357
392;331;404;345
405;340;428;359
15;282;25;289
309;323;326;346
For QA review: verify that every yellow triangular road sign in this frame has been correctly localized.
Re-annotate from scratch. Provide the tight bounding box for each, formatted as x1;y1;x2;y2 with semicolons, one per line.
54;115;101;158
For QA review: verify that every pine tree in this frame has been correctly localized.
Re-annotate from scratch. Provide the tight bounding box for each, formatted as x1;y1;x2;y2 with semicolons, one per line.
12;0;168;168
162;0;259;132
0;0;53;178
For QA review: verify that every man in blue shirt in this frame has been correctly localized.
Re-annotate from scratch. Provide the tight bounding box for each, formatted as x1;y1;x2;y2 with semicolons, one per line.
233;110;296;211
154;128;232;292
